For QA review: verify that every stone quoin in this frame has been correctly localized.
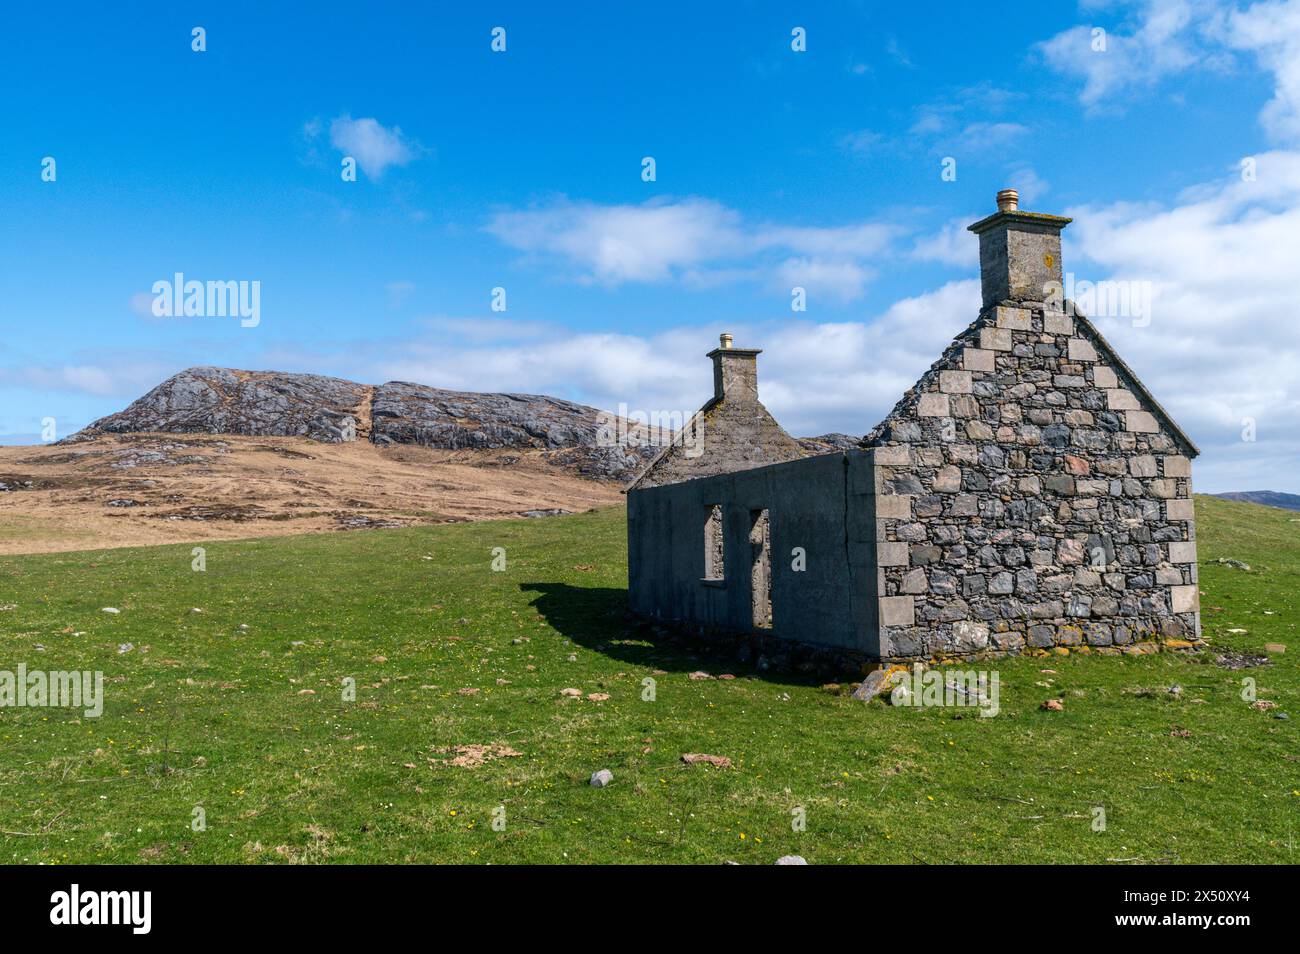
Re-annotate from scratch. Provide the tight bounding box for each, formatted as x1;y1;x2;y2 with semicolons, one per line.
626;191;1200;661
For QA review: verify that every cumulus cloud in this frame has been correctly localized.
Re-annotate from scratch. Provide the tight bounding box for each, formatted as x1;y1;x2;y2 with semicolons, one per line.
911;218;979;268
486;198;746;285
485;197;898;302
0;363;168;398
1218;0;1300;142
362;280;979;440
1063;150;1300;491
325;115;419;179
1035;0;1214;109
1036;0;1300;137
956;122;1029;152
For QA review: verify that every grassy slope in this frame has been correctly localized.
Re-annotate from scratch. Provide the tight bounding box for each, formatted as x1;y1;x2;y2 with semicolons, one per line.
0;495;1295;864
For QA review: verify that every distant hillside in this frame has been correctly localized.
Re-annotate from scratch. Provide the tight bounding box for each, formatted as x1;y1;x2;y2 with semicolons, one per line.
73;367;858;484
74;367;660;483
1212;490;1300;512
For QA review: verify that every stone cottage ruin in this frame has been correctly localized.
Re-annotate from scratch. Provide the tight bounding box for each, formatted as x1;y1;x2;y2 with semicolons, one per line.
627;191;1201;661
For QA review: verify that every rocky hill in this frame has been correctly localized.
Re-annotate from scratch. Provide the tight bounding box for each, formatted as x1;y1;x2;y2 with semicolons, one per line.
76;367;660;482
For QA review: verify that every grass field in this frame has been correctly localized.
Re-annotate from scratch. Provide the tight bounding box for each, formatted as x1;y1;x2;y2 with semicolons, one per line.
1;495;1296;864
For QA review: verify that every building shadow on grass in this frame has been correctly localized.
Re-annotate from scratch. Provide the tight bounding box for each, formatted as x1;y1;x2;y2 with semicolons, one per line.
518;582;829;687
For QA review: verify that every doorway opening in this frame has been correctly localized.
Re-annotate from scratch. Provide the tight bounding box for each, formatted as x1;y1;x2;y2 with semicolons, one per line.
749;509;772;630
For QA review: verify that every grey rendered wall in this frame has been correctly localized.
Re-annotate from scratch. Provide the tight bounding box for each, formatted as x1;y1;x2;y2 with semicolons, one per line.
627;450;881;656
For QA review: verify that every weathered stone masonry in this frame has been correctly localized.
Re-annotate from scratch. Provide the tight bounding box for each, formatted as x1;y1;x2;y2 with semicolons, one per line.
861;192;1199;658
628;191;1201;661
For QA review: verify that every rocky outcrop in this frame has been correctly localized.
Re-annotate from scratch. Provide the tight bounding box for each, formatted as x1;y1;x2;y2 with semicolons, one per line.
371;380;657;481
798;433;862;455
75;368;660;482
84;368;368;443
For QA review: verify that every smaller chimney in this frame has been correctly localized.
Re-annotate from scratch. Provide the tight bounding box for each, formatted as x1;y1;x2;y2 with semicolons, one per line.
707;335;761;403
968;189;1072;309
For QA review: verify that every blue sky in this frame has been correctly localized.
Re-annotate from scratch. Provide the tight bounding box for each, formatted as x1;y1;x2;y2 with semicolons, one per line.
4;1;1299;491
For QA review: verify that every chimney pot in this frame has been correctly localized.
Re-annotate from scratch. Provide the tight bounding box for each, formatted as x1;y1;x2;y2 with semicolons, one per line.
996;189;1019;212
719;332;733;349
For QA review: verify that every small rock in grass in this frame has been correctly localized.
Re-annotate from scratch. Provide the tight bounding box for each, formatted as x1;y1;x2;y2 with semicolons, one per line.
688;671;714;681
589;769;613;788
117;643;134;654
560;687;582;698
567;653;577;662
775;855;808;865
1215;558;1251;571
681;753;732;768
851;668;900;702
587;692;610;702
1265;643;1287;654
101;607;120;614
456;687;479;696
1040;699;1064;711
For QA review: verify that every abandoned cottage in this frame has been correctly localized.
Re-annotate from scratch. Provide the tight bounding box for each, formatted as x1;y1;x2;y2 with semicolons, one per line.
626;191;1201;661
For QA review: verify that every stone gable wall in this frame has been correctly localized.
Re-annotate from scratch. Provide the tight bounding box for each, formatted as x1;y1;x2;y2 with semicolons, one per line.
865;303;1200;659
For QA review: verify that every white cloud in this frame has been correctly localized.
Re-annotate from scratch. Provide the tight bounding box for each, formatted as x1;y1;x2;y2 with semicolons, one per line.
485;197;898;302
1035;0;1300;134
1005;165;1050;204
1035;0;1211;109
1064;150;1300;491
911;218;979;268
773;259;874;304
0;363;167;398
956;122;1029;152
363;281;979;440
487;198;745;285
326;115;419;179
1219;0;1300;142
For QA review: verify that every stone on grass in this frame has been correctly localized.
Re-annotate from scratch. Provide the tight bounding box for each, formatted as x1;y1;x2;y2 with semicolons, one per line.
589;769;614;787
681;753;732;768
775;855;808;865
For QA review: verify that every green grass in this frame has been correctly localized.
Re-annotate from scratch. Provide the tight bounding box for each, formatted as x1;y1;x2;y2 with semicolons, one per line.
1;495;1296;864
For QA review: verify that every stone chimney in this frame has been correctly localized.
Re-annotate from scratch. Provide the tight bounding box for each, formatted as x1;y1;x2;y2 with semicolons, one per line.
967;189;1072;309
707;332;761;403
